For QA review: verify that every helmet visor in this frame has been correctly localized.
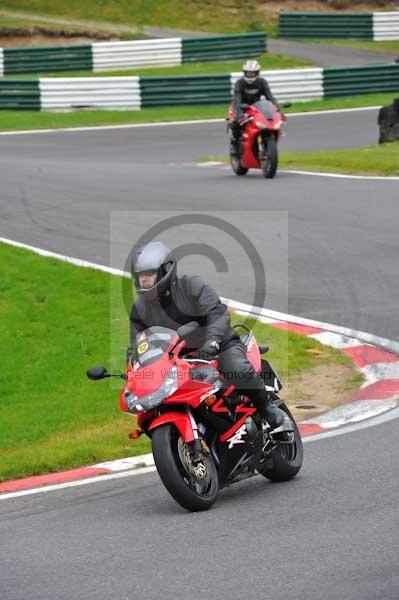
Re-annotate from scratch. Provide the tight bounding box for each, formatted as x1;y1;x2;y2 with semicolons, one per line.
244;70;258;79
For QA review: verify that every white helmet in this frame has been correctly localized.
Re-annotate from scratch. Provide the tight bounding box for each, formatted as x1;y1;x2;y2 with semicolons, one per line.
243;60;260;84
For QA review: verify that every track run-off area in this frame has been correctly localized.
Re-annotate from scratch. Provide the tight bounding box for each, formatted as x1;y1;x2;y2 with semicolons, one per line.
1;106;398;600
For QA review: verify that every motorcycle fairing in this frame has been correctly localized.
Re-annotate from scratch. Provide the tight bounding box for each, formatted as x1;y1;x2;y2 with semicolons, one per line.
148;411;197;443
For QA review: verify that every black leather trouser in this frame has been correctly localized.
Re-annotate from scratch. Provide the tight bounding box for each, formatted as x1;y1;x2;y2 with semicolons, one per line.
229;119;242;141
217;340;269;416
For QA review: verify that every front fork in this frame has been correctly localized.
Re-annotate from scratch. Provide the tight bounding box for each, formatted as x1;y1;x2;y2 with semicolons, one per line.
186;409;204;465
257;132;269;160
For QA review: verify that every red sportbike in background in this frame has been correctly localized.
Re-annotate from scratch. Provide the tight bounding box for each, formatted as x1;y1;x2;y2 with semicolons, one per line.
87;322;303;512
227;99;290;179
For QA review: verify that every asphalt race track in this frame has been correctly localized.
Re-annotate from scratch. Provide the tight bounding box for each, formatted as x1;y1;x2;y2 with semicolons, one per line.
1;107;398;600
0;109;397;339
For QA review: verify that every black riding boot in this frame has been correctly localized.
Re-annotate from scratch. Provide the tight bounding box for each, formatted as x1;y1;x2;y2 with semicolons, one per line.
229;121;241;157
252;388;286;430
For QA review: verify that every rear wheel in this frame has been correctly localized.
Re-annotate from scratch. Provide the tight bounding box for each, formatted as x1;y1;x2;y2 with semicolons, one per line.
259;404;303;481
260;136;278;179
152;424;219;511
230;154;248;176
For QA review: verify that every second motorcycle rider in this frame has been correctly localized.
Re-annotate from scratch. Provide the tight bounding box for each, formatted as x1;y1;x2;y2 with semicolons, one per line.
230;59;281;157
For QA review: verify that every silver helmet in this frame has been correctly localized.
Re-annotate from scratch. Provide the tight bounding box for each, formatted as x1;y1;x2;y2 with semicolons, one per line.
243;59;260;84
131;241;177;300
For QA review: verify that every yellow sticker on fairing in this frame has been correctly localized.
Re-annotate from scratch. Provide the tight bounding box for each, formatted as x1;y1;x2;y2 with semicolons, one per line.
138;342;149;354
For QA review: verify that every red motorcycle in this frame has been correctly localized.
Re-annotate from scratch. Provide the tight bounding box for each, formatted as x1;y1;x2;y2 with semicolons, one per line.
227;100;290;179
87;322;303;512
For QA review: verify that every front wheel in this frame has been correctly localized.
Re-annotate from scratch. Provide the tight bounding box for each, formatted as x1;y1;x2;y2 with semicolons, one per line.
260;136;278;179
259;404;303;481
230;154;248;176
152;424;219;511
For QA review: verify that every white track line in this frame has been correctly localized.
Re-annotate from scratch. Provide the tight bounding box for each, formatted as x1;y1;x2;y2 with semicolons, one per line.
282;169;399;181
197;162;399;183
0;467;157;501
0;106;381;136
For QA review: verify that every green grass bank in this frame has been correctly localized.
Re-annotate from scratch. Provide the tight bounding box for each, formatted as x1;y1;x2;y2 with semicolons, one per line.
0;92;394;133
200;140;399;177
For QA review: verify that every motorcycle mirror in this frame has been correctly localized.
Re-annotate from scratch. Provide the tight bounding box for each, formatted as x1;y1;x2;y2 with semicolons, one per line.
87;365;110;380
177;321;199;340
240;103;249;110
282;101;292;108
258;344;269;355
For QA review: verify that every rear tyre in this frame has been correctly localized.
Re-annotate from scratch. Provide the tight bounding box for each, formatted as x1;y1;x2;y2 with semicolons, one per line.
230;154;248;176
260;136;278;179
152;424;219;511
259;404;303;481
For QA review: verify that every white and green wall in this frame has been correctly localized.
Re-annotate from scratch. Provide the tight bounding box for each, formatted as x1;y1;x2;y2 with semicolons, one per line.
0;64;398;111
279;11;399;40
0;32;267;77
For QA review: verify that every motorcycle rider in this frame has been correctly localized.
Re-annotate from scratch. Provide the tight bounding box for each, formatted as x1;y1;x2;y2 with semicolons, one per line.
127;241;288;431
230;59;281;157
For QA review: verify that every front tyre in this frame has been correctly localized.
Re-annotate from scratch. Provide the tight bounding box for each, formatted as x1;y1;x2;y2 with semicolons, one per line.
260;136;278;179
230;154;248;176
259;404;303;481
152;424;219;511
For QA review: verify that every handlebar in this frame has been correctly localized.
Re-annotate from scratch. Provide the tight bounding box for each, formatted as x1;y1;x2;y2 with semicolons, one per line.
181;358;216;364
239;115;253;126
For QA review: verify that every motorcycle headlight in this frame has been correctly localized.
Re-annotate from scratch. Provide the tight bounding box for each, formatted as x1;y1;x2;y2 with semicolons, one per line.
125;366;179;414
255;120;266;129
273;122;281;130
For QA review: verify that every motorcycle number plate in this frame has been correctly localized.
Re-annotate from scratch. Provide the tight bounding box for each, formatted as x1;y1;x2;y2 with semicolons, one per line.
138;342;149;354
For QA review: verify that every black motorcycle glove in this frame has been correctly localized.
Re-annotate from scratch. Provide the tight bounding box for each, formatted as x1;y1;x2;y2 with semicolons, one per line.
196;340;220;360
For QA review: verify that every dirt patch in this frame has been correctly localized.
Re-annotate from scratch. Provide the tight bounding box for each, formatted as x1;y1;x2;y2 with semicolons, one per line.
0;27;121;48
282;360;362;422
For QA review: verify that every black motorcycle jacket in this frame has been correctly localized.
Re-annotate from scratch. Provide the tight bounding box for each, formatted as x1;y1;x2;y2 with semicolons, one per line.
232;76;279;120
127;275;237;362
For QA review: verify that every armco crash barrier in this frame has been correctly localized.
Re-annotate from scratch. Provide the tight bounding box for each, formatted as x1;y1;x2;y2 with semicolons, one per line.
279;11;399;41
373;12;399;41
3;45;93;75
0;79;41;109
279;13;373;39
39;77;141;111
92;38;182;72
324;64;399;97
140;74;232;108
182;32;266;63
0;33;267;77
1;64;398;111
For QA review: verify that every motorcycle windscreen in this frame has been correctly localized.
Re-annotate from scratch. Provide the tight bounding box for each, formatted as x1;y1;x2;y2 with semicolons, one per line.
252;99;276;120
135;326;176;367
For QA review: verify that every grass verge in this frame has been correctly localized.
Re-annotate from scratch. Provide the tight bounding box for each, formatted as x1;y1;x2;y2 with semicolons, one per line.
0;242;353;481
0;92;394;133
280;141;399;176
0;15;141;39
0;2;278;36
11;53;310;79
199;140;399;177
